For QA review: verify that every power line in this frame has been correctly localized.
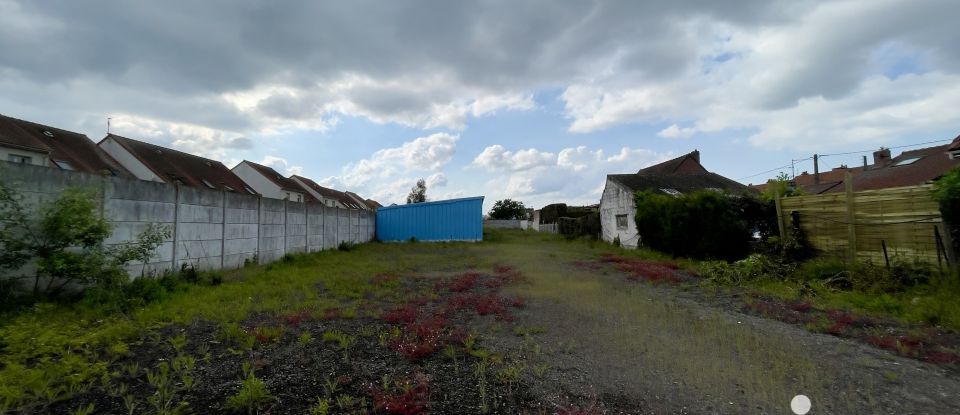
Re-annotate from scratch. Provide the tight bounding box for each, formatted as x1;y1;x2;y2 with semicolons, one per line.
819;139;953;158
738;157;811;181
737;137;954;182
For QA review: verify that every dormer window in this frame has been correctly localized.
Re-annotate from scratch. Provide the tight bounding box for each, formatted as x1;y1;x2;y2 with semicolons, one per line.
53;160;74;170
223;185;235;192
201;179;216;189
244;186;256;195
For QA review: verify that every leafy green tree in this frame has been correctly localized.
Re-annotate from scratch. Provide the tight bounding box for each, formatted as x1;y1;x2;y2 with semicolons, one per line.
406;178;427;204
761;172;801;201
0;180;169;299
488;199;527;220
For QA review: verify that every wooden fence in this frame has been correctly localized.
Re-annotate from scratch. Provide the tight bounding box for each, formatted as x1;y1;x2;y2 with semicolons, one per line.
776;181;954;267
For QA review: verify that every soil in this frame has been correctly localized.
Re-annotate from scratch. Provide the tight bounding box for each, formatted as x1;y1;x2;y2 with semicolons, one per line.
42;254;960;414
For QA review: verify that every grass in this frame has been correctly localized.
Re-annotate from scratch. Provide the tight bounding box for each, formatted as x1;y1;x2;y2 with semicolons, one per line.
0;228;955;413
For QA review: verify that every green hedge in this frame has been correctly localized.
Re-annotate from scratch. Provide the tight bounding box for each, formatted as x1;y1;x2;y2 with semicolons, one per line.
633;190;755;261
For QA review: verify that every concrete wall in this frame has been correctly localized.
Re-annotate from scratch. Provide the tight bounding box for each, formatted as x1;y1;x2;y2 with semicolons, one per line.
599;179;639;247
0;162;374;276
484;219;530;230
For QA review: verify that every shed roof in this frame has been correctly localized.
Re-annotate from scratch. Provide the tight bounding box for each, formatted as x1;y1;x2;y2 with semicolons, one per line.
102;134;253;192
608;172;749;195
0;114;132;176
376;196;485;211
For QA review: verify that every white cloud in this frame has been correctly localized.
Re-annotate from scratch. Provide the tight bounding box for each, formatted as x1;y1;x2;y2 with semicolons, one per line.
259;155;304;176
474;144;672;209
657;124;697;139
471;145;556;171
319;132;459;204
107;114;253;160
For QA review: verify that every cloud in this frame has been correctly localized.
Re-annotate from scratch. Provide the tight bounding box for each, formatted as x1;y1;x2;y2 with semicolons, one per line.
259;155;303;176
474;144;671;209
318;132;459;203
1;0;959;158
471;145;556;172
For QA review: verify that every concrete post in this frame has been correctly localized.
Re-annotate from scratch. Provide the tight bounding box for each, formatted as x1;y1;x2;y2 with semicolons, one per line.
171;183;181;272
283;198;288;255
220;190;226;269
256;195;262;262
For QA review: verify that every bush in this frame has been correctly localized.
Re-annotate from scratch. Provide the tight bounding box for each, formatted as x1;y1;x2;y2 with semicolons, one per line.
933;166;960;256
633;190;754;261
489;199;527;220
0;182;170;305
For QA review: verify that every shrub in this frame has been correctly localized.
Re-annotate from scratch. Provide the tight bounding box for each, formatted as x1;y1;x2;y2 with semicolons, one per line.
702;254;794;285
0;181;169;304
633;190;754;261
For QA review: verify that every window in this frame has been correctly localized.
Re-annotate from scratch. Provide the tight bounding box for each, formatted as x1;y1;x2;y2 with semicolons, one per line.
660;188;682;196
893;157;922;166
201;179;216;189
7;154;32;164
296;194;302;202
616;214;628;230
223;185;235;192
244;186;257;195
53;160;75;170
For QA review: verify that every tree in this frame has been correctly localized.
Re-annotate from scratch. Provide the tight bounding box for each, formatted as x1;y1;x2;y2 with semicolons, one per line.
488;199;527;220
406;178;427;204
0;180;170;299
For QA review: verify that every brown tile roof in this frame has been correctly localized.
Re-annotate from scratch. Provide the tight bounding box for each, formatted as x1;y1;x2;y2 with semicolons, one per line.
239;160;310;194
0;114;132;177
102;134;253;193
824;143;959;193
365;199;382;209
949;134;960;152
290;175;366;209
638;150;707;175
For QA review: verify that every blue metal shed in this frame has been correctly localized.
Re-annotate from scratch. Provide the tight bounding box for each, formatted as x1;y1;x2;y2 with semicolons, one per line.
376;196;484;242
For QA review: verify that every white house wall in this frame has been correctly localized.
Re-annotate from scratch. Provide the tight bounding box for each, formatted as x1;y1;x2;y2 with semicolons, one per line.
599;180;640;248
232;162;283;199
98;137;163;182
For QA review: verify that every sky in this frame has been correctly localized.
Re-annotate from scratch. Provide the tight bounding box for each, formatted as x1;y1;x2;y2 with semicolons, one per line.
1;0;959;211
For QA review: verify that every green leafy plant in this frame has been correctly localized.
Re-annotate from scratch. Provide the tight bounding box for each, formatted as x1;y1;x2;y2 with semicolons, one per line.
308;397;331;415
225;362;273;414
633;189;755;261
0;181;169;305
488;199;527;220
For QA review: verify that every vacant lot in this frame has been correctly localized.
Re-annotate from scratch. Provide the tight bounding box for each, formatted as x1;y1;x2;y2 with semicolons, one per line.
2;230;958;414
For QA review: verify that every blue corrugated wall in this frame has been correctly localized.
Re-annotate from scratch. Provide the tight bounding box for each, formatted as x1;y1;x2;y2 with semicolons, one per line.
376;196;484;242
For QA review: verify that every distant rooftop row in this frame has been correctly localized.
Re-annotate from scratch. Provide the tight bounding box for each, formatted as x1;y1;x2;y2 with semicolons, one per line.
0;113;380;210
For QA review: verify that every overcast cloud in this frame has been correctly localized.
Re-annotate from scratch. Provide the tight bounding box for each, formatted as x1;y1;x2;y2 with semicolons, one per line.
1;0;958;205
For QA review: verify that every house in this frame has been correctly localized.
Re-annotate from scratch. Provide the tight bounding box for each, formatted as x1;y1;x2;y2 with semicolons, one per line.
0;114;131;177
231;160;309;202
97;133;254;193
600;150;749;248
365;199;383;210
289;174;367;209
752;165;866;195
822;136;960;193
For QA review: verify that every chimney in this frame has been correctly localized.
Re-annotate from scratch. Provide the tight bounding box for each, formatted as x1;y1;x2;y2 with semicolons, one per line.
690;149;700;163
873;147;891;166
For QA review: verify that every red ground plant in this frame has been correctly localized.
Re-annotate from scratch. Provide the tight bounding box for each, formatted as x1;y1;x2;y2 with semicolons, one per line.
447;271;482;292
369;374;430;415
280;309;312;327
382;304;419;325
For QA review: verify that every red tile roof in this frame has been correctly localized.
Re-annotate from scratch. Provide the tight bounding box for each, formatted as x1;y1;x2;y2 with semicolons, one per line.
824;143;959;193
102;134;253;193
0;114;132;177
290;175;366;209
